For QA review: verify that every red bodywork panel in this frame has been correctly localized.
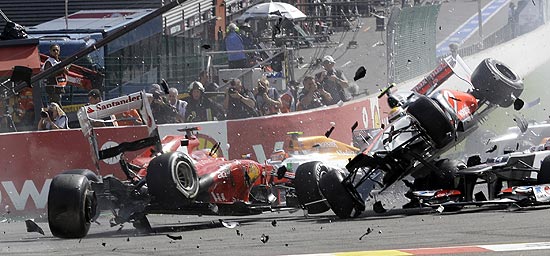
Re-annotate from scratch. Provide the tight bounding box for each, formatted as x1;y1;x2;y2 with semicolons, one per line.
132;134;274;204
438;89;478;121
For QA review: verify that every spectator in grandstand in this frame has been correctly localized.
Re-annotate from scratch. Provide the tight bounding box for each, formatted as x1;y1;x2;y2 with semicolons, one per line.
315;55;350;105
280;80;299;113
185;81;225;122
297;75;333;111
255;77;282;116
198;70;219;92
167;87;187;120
42;44;69;106
37;102;68;130
224;23;248;69
224;78;258;120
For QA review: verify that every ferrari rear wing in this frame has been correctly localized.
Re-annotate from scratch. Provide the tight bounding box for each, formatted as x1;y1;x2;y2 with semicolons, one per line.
77;91;161;172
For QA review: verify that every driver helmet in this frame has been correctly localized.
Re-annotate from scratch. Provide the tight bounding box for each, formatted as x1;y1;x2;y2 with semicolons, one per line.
388;106;405;123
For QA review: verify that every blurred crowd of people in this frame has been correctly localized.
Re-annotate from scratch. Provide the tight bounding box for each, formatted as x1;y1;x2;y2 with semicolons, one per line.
1;51;352;131
143;54;351;125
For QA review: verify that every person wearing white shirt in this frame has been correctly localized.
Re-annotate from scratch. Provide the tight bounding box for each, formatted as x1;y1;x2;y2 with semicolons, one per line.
167;87;187;120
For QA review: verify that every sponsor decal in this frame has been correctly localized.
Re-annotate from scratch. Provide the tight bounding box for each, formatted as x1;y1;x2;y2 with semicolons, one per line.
195;134;224;157
0;179;51;211
101;141;121;165
211;192;227;202
533;185;550;202
95;94;142;111
248;164;261;183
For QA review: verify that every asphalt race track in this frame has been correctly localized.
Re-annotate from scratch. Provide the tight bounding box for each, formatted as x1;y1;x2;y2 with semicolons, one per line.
2;204;550;256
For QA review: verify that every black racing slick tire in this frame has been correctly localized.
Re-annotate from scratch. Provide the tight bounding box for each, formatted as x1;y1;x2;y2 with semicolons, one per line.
537;155;550;184
407;95;453;149
319;169;363;219
471;58;523;108
48;174;96;238
294;161;331;214
62;169;100;182
146;152;199;204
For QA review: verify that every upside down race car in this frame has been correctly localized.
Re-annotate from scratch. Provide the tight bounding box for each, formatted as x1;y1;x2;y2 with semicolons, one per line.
304;56;526;218
47;91;295;238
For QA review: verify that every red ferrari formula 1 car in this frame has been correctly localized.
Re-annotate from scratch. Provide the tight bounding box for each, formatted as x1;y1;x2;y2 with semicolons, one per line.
47;91;295;238
308;56;525;218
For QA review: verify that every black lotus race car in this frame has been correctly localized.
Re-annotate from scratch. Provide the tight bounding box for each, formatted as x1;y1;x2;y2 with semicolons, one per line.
296;55;525;218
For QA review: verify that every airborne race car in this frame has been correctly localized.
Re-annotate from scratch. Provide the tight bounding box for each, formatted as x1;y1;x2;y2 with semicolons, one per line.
47;91;296;238
300;56;526;218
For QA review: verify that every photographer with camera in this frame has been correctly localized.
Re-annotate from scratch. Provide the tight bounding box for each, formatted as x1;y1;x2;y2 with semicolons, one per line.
315;55;349;105
255;77;281;116
37;102;68;130
224;78;257;120
297;75;333;111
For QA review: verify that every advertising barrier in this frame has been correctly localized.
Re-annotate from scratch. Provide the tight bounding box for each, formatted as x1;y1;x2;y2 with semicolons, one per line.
0;96;382;218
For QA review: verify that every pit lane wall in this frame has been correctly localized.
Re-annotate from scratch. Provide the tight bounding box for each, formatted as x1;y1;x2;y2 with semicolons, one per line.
3;23;550;218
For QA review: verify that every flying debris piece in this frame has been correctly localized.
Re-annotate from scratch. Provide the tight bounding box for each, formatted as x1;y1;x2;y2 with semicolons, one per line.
373;201;387;213
513;98;525;111
209;203;219;214
402;179;414;188
485;144;498;153
526;98;540;108
513;114;529;133
436;205;445;213
236;229;241;236
166;234;183;240
359;227;373;240
102;242;107;247
354;66;367;81
201;44;212;50
25;219;44;235
351;121;359;132
117;225;124;232
219;219;240;229
260;233;269;243
271;220;277;227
